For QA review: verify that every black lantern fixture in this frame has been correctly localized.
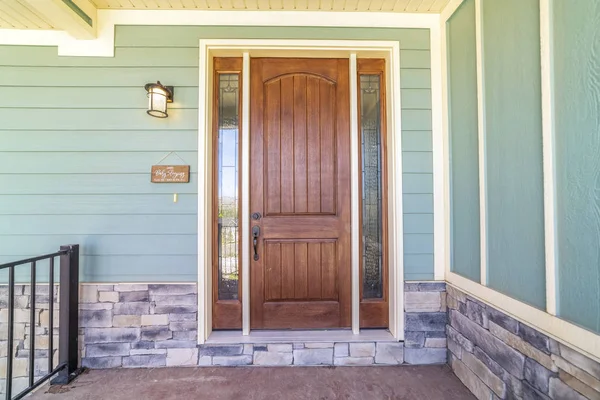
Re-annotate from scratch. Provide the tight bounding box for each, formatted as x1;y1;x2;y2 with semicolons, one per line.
144;81;174;118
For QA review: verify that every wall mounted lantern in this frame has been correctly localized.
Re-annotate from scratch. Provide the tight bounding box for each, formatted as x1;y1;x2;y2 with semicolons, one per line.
144;81;174;118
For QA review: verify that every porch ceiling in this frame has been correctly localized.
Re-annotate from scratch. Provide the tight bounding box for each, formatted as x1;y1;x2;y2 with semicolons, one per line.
90;0;450;13
0;0;56;30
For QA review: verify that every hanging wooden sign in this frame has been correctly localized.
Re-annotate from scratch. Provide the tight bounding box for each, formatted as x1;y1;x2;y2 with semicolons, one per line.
151;165;190;183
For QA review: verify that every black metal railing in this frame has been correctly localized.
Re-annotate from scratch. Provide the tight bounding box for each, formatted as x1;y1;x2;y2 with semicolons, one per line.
0;244;81;400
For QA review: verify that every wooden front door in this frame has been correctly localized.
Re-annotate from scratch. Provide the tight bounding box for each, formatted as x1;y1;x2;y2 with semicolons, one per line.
250;58;351;329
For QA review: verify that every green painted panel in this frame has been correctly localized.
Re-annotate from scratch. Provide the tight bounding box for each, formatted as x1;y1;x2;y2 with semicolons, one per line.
0;109;198;130
0;152;198;173
405;273;434;281
0;66;430;89
0;25;434;282
404;234;434;254
402;131;432;151
0;66;200;87
404;214;434;234
403;194;433;214
401;69;431;89
114;26;430;49
402;152;433;173
0;131;198;152
401;110;432;130
483;0;545;309
554;0;600;334
0;194;197;215
0;235;198;256
447;0;480;282
0;46;428;68
401;89;432;109
403;173;433;194
0;87;199;109
2;215;197;235
0;174;198;195
405;255;434;272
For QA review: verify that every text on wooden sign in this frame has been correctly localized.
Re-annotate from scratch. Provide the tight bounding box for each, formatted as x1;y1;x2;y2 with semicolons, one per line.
151;165;190;183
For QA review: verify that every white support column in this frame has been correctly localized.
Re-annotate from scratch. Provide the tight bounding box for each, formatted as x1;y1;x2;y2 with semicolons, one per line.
349;53;360;335
539;0;558;316
474;0;488;286
241;52;252;334
430;17;446;281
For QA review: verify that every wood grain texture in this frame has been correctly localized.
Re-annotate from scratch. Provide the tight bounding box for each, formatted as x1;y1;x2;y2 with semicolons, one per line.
250;58;351;329
554;0;600;334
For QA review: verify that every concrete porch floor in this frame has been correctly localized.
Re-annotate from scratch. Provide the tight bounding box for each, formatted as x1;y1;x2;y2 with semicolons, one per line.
29;366;475;400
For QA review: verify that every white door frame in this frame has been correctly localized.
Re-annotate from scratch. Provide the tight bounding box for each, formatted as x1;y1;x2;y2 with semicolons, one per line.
198;39;404;343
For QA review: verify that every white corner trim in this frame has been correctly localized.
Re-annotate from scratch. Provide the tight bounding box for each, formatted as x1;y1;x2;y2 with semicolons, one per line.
0;9;438;57
474;0;488;286
388;41;405;341
349;53;360;335
197;39;212;344
539;0;558;317
440;15;452;280
446;272;600;364
440;0;465;23
430;16;445;281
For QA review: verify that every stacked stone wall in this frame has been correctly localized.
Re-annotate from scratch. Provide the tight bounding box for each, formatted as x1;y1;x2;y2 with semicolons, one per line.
447;285;600;400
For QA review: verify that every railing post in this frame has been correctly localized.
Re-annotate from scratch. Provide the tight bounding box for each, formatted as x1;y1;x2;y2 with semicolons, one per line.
53;244;81;384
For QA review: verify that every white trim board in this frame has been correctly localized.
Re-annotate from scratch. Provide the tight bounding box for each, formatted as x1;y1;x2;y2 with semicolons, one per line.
0;9;438;57
446;272;600;363
197;39;404;344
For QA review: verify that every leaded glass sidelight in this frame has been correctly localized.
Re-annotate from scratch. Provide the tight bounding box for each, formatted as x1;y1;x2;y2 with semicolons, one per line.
360;74;384;299
217;74;240;301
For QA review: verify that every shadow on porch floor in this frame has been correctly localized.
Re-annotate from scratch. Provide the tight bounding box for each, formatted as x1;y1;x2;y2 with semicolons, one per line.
29;365;474;400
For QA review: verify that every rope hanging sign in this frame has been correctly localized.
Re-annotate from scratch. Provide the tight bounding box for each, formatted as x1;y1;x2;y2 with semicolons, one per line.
151;151;190;183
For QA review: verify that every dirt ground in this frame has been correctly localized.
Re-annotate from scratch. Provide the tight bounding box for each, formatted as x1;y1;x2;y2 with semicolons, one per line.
29;365;475;400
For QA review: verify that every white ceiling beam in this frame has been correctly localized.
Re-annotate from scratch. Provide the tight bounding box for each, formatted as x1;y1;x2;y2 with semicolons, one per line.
22;0;97;39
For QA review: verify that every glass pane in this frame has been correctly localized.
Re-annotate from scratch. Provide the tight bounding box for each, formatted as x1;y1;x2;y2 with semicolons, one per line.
360;75;383;299
217;74;240;300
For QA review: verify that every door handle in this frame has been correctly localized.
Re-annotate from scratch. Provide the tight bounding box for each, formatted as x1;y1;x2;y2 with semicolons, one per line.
252;225;260;261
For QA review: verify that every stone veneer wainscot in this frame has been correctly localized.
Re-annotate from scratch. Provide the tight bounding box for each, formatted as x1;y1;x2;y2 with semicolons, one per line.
446;285;600;400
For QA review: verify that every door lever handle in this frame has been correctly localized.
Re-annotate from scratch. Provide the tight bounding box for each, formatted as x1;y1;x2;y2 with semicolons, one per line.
252;225;260;261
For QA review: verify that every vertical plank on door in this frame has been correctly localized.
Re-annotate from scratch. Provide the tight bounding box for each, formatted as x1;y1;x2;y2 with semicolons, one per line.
280;76;295;213
294;242;308;298
294;75;308;213
265;242;281;300
280;242;295;299
320;81;336;214
307;77;322;213
321;241;337;299
307;242;322;299
266;81;281;214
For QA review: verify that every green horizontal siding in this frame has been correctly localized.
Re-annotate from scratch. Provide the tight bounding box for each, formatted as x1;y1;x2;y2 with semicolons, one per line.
0;25;434;282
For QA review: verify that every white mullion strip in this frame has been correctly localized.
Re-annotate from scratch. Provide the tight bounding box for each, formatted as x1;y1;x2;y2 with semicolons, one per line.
197;40;211;344
241;52;251;334
474;0;488;286
349;53;360;335
430;16;445;281
540;0;558;316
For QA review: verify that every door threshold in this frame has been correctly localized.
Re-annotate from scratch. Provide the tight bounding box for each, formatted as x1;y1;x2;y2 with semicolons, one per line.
206;329;397;344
